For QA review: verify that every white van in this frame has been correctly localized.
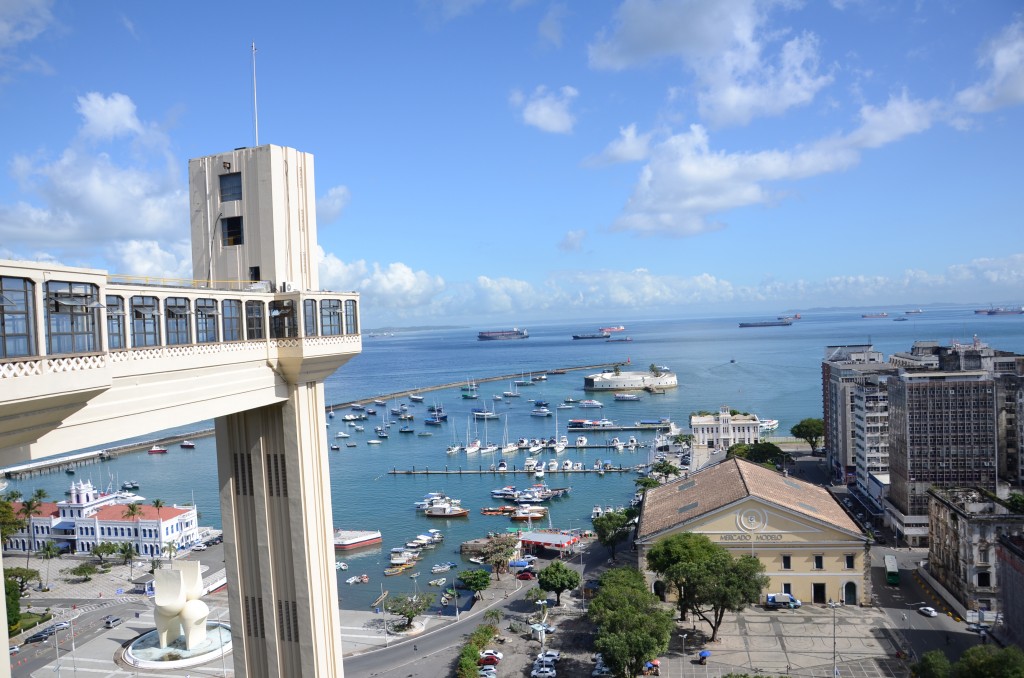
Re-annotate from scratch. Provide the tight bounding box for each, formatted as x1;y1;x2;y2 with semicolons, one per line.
104;617;122;628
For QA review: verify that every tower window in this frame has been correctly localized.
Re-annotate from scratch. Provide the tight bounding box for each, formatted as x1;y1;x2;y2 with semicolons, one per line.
222;217;244;246
220;172;242;202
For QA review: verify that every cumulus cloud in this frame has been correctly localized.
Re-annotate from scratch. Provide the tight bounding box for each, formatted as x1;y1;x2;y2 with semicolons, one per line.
0;92;188;270
588;0;832;127
558;229;586;252
108;239;192;279
585;123;653;165
317;185;351;224
612;91;936;236
510;85;579;133
0;0;55;80
955;17;1024;113
538;4;567;48
318;248;446;310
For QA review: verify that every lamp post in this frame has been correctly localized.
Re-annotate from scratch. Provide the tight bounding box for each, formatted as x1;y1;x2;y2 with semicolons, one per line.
828;598;840;677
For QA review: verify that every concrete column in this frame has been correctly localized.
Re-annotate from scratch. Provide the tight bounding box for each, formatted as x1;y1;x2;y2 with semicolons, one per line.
216;380;343;677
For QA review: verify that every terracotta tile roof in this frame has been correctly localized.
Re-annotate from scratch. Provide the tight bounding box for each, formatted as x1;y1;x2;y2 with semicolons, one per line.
92;504;190;521
636;457;863;541
10;501;60;519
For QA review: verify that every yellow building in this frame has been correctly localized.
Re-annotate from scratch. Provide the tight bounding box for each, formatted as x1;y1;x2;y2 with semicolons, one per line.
636;458;871;606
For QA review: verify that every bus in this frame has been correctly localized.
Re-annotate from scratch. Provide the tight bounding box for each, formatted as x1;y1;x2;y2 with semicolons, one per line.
884;555;900;585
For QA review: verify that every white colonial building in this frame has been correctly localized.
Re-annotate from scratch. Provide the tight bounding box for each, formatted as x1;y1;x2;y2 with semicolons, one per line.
690;406;762;453
6;480;199;558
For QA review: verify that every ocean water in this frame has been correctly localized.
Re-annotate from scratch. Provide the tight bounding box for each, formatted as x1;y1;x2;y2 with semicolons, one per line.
6;308;1024;609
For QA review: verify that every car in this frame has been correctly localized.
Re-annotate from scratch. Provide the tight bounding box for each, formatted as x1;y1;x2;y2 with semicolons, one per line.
104;617;123;628
966;623;992;633
477;655;501;666
521;555;538;563
592;669;612;678
49;621;70;631
537;650;561;663
477;668;498;678
517;572;536;580
918;606;939;617
192;543;208;551
26;631;53;643
875;536;887;545
531;668;557;678
479;650;504;661
592;653;604;663
539;623;557;633
9;645;19;655
534;659;556;670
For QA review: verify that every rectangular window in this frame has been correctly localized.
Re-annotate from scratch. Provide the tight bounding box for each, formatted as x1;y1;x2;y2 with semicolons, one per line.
1;276;35;357
269;300;297;338
245;300;265;340
303;299;318;336
164;297;192;345
782;583;792;595
782;555;791;570
320;299;341;336
221;217;244;246
222;300;242;341
845;554;855;569
45;281;101;354
131;295;161;347
195;299;219;343
814;555;824;570
220;172;242;202
106;295;125;349
344;299;358;335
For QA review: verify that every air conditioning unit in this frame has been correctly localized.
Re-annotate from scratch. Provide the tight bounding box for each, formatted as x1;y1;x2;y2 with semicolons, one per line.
279;281;296;293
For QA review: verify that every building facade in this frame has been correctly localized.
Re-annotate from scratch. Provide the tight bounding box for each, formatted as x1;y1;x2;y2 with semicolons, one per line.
6;480;198;558
927;488;1024;617
852;375;889;500
996;535;1024;646
689;406;762;453
636;458;870;607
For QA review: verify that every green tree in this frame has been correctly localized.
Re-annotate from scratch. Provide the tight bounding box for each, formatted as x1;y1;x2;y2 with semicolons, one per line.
162;540;179;562
0;499;22;542
68;562;98;582
480;533;518;581
122;502;144;578
5;578;21;631
635;476;661;492
729;441;786;466
3;566;39;595
36;541;63;590
1005;492;1024;514
536;560;581;606
483;607;502;629
92;541;118;564
593;510;631;560
384;592;435;631
914;649;952;678
589;566;673;678
647;532;723;621
790;418;824;454
457;568;492;599
152;498;166;526
17;488;48;567
950;644;1024;677
650;459;681;481
649;363;663;377
117;541;137;570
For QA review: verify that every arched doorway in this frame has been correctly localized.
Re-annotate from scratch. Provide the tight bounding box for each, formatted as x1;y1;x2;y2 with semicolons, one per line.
843;581;857;605
653;580;667;602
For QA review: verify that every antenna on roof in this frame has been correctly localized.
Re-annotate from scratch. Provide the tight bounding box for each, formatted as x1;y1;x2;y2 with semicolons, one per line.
251;42;260;146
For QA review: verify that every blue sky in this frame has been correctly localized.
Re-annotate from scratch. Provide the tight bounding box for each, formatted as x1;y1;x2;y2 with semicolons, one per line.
1;1;1022;325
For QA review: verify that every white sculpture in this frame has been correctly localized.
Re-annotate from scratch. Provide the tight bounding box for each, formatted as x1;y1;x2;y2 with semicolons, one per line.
154;560;209;649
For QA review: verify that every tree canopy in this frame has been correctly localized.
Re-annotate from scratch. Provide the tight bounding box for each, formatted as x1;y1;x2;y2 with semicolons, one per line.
790;418;824;453
92;541;118;563
727;441;786;466
4;567;39;595
915;645;1024;678
536;560;581;606
593;511;631;559
457;568;492;598
647;533;769;641
384;592;435;630
68;562;98;582
589;566;673;678
479;533;519;580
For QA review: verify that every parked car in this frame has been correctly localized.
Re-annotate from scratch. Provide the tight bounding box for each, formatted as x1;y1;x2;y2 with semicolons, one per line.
918;606;938;617
521;555;538;563
104;617;123;628
48;621;70;631
477;655;501;666
26;631;53;643
531;667;557;678
537;650;561;663
479;650;503;661
192;543;208;551
9;645;19;655
477;668;498;678
517;572;536;580
539;623;557;633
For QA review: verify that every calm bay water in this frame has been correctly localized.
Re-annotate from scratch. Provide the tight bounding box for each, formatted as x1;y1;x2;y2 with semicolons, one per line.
6;308;1024;609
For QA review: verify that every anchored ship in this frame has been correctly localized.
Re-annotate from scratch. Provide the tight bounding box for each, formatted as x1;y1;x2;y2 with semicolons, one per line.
478;328;529;341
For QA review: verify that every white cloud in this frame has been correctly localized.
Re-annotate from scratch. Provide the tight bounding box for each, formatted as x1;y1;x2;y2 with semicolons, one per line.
108;239;192;279
588;0;832;127
511;85;579;134
955;17;1024;113
0;0;54;50
318;248;446;310
538;4;567;48
612;91;936;236
120;14;138;40
420;0;485;23
0;92;187;268
586;123;653;165
317;185;351;224
558;229;586;252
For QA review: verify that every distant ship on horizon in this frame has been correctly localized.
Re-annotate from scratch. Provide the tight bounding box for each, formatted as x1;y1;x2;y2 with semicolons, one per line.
478;328;529;341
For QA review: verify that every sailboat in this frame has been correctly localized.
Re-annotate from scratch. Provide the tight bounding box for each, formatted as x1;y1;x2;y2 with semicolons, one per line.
502;381;521;398
446;417;463;454
464;416;481;454
552;408;567;453
501;415;518;455
480;415;499;454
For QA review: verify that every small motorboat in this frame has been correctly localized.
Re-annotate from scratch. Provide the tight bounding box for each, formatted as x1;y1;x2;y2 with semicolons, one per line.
147;445;168;455
346;442;357;448
336;561;349;570
429;577;446;587
367;439;382;445
330;444;340;450
179;440;196;449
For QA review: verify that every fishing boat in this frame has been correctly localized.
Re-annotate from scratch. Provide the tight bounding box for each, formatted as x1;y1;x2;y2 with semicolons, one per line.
429;577;446;587
579;399;604;408
409;393;425;402
423;503;470;518
179;440;196;449
334;529;383;551
345;574;370;584
335;561;349;570
510;506;547;522
431;561;458;573
147;445;168;454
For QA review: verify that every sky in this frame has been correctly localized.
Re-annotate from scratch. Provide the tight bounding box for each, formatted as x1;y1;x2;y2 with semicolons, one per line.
0;1;1023;326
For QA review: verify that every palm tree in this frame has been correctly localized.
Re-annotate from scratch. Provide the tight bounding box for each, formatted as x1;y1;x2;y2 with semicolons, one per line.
151;498;165;554
18;488;48;568
162;540;178;563
118;541;137;577
122;502;143;578
36;541;62;590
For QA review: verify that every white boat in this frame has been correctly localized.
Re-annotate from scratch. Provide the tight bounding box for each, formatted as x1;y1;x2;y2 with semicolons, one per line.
575;435;588;448
429;577;446;586
547;460;558;471
534;466;545;479
336;561;348;570
493;394;503;401
530;406;552;417
336;431;350;438
611;437;624;451
592;505;603;519
497;460;508;471
561;460;573;471
614;393;641;401
759;418;780;434
367;439;382;445
500;416;518;454
523;458;538;471
424;503;470;518
528;439;545;453
556;403;573;410
572;462;584;470
579;399;604;408
354;425;365;432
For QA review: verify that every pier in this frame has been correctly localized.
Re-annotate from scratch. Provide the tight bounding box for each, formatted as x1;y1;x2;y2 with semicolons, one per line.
388;465;641;475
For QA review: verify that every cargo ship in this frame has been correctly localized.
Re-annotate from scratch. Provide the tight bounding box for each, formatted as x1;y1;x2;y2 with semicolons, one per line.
600;325;626;333
861;312;889;318
334;529;383;551
573;332;611;340
477;328;529;341
738;319;793;328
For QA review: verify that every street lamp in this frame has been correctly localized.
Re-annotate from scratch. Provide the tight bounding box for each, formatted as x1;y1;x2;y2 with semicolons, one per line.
828;598;840;677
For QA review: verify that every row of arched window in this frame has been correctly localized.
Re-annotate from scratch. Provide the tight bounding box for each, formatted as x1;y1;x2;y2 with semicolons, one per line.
0;275;358;359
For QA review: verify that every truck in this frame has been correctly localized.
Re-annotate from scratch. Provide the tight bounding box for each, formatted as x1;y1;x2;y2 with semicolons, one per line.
765;593;802;609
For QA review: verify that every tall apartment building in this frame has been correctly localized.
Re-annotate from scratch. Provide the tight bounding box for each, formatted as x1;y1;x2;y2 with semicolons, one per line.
821;345;893;485
852;374;889;503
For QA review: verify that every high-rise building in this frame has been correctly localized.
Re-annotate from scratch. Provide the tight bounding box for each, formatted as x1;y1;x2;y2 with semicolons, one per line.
852;374;889;503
